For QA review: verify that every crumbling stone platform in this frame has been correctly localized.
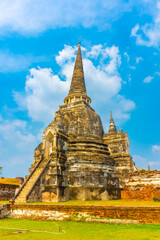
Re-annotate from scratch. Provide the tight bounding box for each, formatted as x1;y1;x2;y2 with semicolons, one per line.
8;204;160;224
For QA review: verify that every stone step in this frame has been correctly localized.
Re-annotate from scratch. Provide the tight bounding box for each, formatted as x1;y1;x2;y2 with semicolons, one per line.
15;158;50;202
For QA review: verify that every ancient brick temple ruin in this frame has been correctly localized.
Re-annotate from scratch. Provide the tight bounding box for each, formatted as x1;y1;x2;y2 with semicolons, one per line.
14;42;136;203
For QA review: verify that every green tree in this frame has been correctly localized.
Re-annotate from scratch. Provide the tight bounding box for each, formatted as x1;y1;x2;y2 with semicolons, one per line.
0;166;2;175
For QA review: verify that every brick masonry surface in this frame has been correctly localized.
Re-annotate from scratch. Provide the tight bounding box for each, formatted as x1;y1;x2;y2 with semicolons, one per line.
10;204;160;224
121;185;160;201
0;204;10;219
0;184;19;200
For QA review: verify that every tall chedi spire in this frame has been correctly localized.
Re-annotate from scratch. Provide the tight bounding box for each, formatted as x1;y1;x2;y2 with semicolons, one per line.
109;112;117;134
64;42;91;105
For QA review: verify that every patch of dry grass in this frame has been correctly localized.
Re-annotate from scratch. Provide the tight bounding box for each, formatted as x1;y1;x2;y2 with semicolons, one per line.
0;178;20;186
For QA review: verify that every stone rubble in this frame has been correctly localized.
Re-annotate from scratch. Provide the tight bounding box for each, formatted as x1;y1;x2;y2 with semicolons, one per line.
10;209;140;224
0;204;10;219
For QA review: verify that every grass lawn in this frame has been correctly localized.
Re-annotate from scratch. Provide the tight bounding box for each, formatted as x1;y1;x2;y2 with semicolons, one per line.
0;218;160;240
1;200;160;207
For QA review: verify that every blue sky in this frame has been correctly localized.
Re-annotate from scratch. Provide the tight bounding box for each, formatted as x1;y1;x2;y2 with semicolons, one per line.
0;0;160;177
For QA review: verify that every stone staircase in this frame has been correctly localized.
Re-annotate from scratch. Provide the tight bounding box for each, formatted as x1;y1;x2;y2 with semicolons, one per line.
14;156;50;203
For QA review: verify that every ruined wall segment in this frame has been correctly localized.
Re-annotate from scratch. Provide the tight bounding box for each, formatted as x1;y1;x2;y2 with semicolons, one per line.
122;170;160;201
0;178;22;201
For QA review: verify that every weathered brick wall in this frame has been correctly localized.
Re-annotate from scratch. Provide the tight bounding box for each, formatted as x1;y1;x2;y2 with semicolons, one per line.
0;184;19;200
10;204;160;224
125;170;160;190
0;204;10;219
121;170;160;201
121;185;160;201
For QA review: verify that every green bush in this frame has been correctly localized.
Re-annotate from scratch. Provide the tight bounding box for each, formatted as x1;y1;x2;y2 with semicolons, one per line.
153;195;158;201
140;168;146;173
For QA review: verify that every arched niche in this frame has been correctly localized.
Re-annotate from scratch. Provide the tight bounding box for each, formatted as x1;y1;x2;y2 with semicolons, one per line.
45;130;54;157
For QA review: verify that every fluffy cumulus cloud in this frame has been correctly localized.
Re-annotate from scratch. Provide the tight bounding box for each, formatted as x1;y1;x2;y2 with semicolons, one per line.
86;45;102;58
25;67;70;123
56;45;77;65
14;44;135;128
143;76;154;83
0;0;133;36
131;1;160;47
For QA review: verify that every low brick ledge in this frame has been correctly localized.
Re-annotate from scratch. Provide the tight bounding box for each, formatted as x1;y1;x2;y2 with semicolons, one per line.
9;204;160;210
8;204;160;224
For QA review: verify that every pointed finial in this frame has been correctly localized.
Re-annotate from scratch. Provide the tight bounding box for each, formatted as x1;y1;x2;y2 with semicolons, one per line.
110;111;114;123
78;41;81;45
64;42;91;105
109;111;117;134
68;42;86;95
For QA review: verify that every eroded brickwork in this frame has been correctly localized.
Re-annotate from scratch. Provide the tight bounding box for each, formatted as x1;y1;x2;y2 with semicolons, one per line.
122;171;160;201
0;183;19;201
10;204;160;224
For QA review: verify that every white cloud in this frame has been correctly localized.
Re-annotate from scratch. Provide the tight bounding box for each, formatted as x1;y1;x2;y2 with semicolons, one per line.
24;67;70;123
0;0;132;36
152;145;160;152
0;118;40;176
143;76;154;83
136;56;143;64
14;44;135;129
87;45;103;58
128;74;131;82
103;46;122;74
56;45;77;65
131;1;160;47
0;119;36;151
131;24;140;38
124;52;130;63
129;66;136;70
